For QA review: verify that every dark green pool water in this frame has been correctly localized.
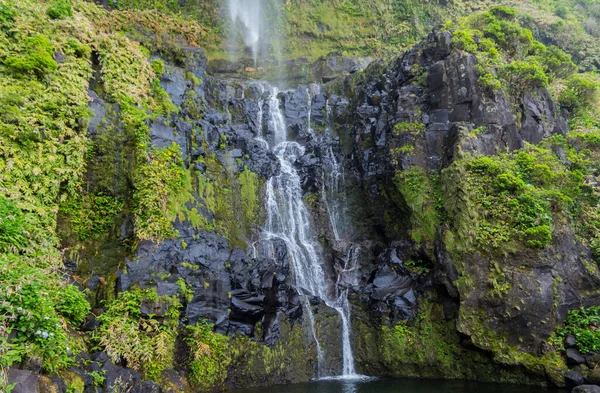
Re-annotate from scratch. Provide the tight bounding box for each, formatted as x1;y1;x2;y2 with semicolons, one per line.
232;378;566;393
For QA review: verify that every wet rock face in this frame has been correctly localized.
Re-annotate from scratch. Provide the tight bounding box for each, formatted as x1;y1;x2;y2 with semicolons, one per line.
118;222;299;338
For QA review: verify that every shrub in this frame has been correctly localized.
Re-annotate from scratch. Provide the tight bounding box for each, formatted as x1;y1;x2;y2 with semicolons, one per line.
478;71;501;93
494;172;525;192
4;35;58;77
94;289;181;380
55;285;90;326
46;0;73;20
499;61;549;95
0;198;27;252
553;306;600;353
489;6;517;21
151;59;165;76
0;255;72;372
538;46;577;80
523;225;552;248
0;4;16;32
559;74;600;112
452;29;479;53
186;321;230;390
484;18;534;58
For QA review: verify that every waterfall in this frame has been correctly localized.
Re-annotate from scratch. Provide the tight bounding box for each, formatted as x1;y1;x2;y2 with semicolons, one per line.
258;88;361;378
227;0;262;65
322;147;344;241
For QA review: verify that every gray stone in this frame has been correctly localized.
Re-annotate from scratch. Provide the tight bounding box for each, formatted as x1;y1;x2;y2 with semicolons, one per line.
567;348;586;365
573;386;600;393
565;371;586;387
8;369;38;393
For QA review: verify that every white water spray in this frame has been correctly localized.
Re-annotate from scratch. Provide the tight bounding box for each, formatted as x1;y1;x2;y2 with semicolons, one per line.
227;0;262;65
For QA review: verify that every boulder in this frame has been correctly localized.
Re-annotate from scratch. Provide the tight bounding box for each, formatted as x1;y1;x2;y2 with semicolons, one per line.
8;369;39;393
568;348;587;365
565;371;586;387
573;386;600;393
588;367;600;385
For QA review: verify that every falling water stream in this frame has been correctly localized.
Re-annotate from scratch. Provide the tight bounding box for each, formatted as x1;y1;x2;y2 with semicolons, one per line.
226;1;360;379
227;0;262;64
259;88;360;378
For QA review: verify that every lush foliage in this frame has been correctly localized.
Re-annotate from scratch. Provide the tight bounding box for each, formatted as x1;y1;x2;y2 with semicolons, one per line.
94;289;181;380
0;197;27;252
442;133;599;254
46;0;73;20
0;253;84;372
185;320;231;390
552;306;600;353
4;34;58;77
559;73;600;112
0;0;96;374
450;7;574;98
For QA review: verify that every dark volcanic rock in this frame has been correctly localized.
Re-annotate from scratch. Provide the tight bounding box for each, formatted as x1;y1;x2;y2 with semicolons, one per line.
567;348;587;365
8;369;39;393
565;371;586;387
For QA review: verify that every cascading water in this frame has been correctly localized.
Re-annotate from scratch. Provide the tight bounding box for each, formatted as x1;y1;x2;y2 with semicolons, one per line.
257;87;360;378
226;0;361;379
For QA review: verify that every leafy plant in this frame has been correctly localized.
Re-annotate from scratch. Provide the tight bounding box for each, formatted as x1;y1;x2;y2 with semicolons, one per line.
46;0;73;20
94;289;181;380
0;4;16;32
559;74;600;112
0;198;27;253
185;320;230;390
88;370;106;387
55;285;90;326
553;306;600;353
4;35;58;77
499;61;549;94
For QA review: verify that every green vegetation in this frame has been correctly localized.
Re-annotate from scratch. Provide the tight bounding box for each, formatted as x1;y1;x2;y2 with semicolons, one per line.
442;138;597;252
46;0;73;20
4;34;58;77
168;153;263;248
393;168;440;245
450;7;574;99
393;121;426;136
381;302;462;376
60;193;124;241
0;197;27;252
559;73;600;112
551;306;600;353
94;289;181;380
185;321;230;390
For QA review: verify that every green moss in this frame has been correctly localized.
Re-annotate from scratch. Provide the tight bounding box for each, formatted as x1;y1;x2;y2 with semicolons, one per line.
393;167;440;245
457;308;567;386
381;303;463;377
4;34;58;77
239;166;261;235
393;121;426;136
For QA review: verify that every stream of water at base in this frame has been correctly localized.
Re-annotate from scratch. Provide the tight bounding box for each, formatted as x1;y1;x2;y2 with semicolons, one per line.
230;378;565;393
